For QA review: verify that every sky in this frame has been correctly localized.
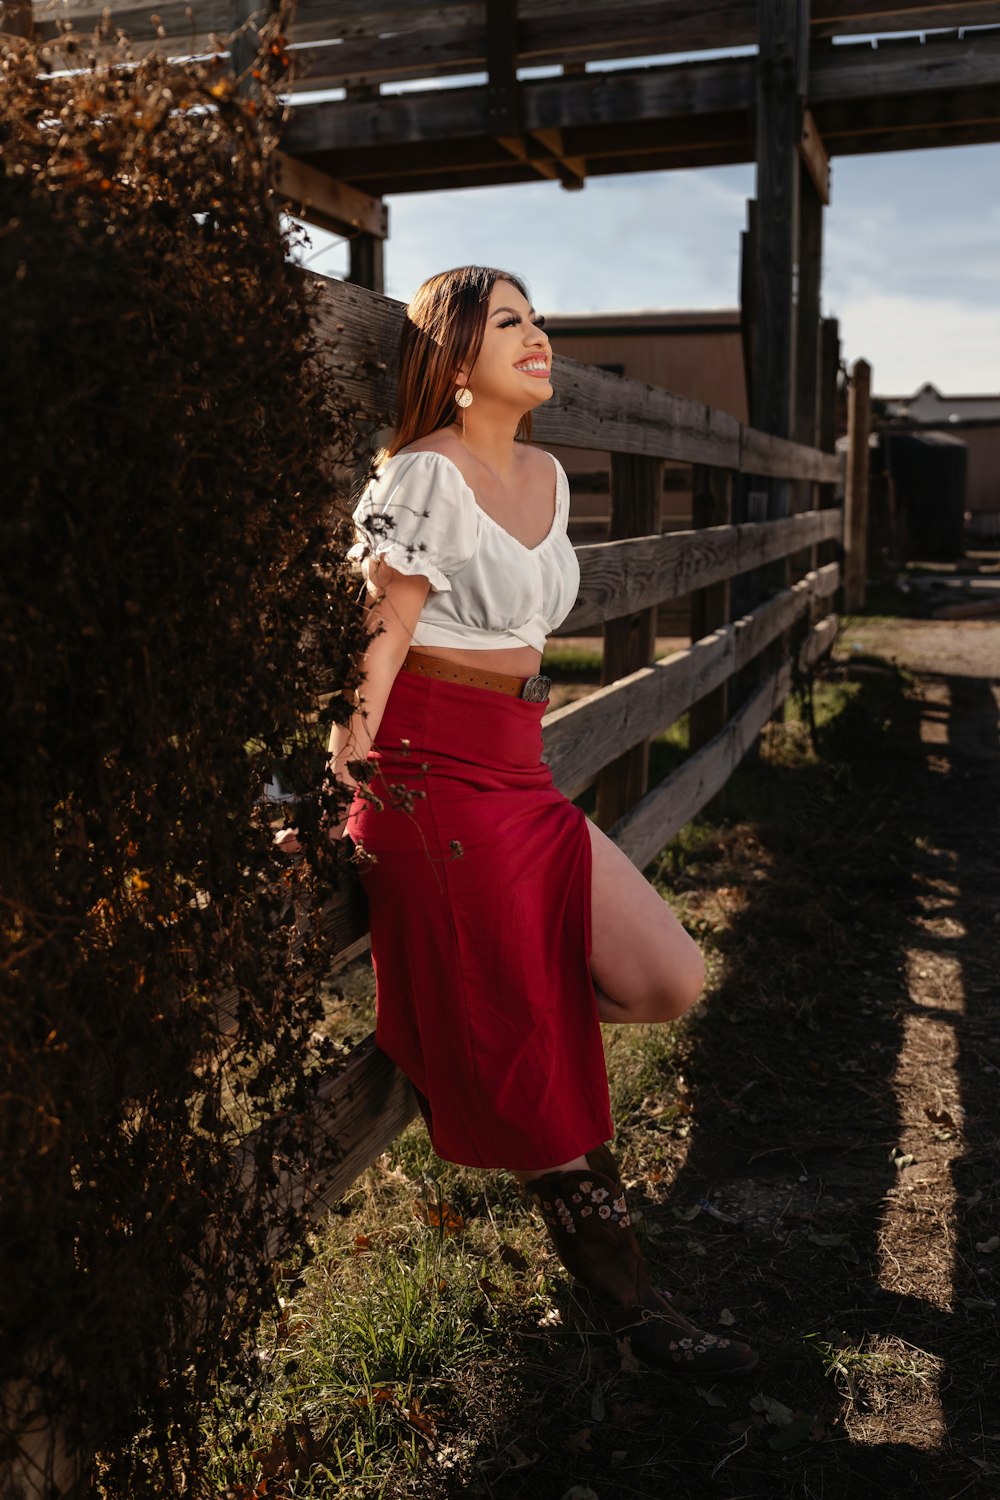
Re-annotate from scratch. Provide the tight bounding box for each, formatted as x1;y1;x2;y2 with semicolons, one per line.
285;63;1000;399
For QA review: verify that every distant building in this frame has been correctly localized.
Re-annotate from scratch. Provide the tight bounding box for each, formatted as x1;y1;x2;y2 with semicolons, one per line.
879;383;1000;543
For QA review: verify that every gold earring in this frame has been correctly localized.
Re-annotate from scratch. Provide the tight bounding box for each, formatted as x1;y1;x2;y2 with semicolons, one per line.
454;385;472;438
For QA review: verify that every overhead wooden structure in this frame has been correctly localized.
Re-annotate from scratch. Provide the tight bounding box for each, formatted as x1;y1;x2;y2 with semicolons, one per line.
26;3;1000;186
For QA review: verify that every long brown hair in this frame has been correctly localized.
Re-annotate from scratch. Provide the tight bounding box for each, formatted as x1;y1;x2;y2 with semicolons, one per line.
381;265;534;465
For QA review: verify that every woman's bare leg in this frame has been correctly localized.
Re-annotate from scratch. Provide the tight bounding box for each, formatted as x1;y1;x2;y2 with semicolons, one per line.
510;1154;588;1186
587;818;705;1024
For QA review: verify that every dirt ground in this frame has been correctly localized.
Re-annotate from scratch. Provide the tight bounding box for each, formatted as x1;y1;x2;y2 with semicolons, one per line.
477;613;1000;1500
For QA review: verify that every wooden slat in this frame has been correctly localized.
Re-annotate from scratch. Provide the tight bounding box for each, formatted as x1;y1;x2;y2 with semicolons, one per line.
231;1035;418;1261
563;507;842;631
545;563;839;795
32;2;1000;70
609;610;837;868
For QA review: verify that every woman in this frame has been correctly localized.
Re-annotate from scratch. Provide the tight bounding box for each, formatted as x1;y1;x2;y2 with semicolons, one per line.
318;265;756;1378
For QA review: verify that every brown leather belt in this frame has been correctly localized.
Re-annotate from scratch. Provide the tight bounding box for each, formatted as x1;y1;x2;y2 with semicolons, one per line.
401;649;551;703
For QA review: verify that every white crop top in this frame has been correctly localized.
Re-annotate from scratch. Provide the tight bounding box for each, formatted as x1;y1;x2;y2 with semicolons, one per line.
346;448;580;652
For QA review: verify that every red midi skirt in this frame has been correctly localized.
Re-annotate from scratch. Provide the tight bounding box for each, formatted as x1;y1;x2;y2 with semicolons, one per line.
346;670;613;1171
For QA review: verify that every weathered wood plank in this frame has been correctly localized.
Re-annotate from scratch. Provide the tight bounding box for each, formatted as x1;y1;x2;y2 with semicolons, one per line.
304;274;840;479
545;563;839;795
231;1034;418;1261
38;1;1000;71
273;152;387;240
563;508;842;631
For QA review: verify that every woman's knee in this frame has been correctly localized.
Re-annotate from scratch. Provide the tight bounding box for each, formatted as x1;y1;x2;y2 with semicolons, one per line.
651;932;705;1021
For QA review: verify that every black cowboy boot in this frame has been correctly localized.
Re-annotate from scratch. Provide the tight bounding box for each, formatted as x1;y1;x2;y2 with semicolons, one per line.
529;1159;758;1378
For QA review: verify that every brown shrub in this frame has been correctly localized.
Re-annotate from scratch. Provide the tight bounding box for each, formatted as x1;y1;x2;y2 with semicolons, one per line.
0;10;369;1492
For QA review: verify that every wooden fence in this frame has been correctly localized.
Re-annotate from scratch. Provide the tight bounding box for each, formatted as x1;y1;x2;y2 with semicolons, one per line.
234;273;848;1247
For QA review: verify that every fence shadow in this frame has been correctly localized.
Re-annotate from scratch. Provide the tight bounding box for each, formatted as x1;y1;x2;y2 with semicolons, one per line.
619;651;1000;1498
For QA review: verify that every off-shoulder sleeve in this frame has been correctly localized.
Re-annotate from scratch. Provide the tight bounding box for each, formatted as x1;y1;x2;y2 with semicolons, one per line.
346;451;477;592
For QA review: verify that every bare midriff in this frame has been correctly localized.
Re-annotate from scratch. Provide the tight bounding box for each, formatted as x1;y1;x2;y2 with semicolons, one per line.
408;642;543;680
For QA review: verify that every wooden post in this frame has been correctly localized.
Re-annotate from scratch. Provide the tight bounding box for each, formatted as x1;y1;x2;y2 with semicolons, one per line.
342;84;387;292
595;454;660;830
753;0;803;453
689;466;733;749
347;232;385;293
754;0;807;686
816;315;840;566
843;357;872;612
0;0;34;37
793;155;824;576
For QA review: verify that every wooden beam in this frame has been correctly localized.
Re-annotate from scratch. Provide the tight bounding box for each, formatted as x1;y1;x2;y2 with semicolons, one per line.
843;357;872;610
347;232;384;293
1;0;33;38
797;107;830;204
272;152;388;239
33;2;1000;72
753;0;802;445
485;0;519;137
271;32;1000;182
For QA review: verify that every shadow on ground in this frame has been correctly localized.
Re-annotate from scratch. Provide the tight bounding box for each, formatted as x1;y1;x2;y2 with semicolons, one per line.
465;635;999;1500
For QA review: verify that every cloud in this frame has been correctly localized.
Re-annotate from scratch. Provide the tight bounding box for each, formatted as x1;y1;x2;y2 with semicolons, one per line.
836;292;1000;394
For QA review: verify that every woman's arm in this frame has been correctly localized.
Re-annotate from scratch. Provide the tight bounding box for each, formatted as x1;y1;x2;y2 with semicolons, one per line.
324;558;431;831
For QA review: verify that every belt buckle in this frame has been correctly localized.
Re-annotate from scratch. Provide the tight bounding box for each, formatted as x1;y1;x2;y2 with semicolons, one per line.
520;674;552;703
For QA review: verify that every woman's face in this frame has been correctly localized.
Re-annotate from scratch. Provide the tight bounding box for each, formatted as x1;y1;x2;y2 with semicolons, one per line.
456;280;552;413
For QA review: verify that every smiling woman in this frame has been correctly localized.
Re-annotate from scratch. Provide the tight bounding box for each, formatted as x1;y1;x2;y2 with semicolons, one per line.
283;265;757;1379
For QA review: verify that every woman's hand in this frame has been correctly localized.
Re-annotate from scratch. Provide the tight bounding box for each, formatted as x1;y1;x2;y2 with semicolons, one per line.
273;808;351;858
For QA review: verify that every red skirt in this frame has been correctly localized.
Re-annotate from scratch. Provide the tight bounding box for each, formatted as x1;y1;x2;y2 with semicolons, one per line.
346;670;613;1170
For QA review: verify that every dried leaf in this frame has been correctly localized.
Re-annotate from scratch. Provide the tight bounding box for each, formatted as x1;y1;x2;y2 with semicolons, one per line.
808;1230;860;1262
925;1105;956;1128
768;1414;815;1451
962;1296;998;1311
695;1385;728;1408
561;1487;600;1500
617;1337;643;1373
718;1307;736;1326
975;1236;1000;1255
401;1405;438;1442
497;1243;529;1271
672;1203;702;1222
417;1199;465;1235
610;1450;628;1468
564;1426;593;1453
352;1233;371;1252
889;1148;916;1171
750;1393;795;1426
589;1380;605;1422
